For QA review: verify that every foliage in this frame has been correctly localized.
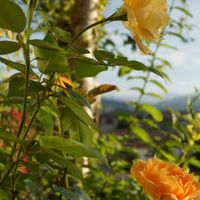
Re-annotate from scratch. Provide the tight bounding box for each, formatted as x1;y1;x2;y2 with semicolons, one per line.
84;134;149;200
83;0;199;199
0;0;198;199
0;0;166;199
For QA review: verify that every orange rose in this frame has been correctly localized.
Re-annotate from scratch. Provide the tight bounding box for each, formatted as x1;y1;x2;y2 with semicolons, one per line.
124;0;170;54
131;157;200;200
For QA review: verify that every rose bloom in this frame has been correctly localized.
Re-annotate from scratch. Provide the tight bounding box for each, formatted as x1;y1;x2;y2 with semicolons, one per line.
131;158;200;200
124;0;170;54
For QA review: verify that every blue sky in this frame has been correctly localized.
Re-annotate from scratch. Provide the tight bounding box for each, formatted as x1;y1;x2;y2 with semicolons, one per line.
97;0;200;102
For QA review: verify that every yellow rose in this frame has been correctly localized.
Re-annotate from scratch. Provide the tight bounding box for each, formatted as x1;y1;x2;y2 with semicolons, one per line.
131;158;200;200
124;0;170;54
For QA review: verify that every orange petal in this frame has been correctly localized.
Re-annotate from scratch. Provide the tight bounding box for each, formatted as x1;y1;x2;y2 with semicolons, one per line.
134;34;152;55
143;176;161;199
131;160;145;184
160;194;178;200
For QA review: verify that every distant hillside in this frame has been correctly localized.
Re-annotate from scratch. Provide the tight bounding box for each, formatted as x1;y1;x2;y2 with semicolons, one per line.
101;95;200;114
101;98;132;114
156;96;200;111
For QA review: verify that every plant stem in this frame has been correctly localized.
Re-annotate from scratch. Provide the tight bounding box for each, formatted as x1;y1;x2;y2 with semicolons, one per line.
69;15;126;46
70;18;108;45
0;161;18;187
0;2;33;189
59;169;67;200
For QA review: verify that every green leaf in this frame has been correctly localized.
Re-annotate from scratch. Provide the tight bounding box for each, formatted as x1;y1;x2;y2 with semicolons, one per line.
0;41;21;55
117;60;164;78
66;88;92;111
144;92;163;99
0;57;35;75
155;57;172;69
39;136;107;165
0;0;26;32
159;151;176;162
24;179;40;196
61;107;93;146
140;104;163;122
33;47;69;74
37;109;54;136
142;119;159;129
74;185;91;200
130;87;143;93
60;97;97;129
160;43;178;50
29;39;64;51
30;39;69;74
175;6;193;17
115;55;129;65
131;126;152;144
150;80;168;93
0;189;12;200
187;157;200;168
118;66;131;77
74;57;107;78
168;32;187;42
53;26;72;43
53;185;79;200
126;61;149;71
8;77;45;97
94;50;115;63
43;150;83;180
0;128;23;144
0;149;10;163
128;76;146;81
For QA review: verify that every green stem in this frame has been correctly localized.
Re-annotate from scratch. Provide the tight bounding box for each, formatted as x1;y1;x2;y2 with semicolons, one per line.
69;15;126;46
0;3;34;189
59;169;67;200
70;18;108;45
0;161;18;187
16;0;34;139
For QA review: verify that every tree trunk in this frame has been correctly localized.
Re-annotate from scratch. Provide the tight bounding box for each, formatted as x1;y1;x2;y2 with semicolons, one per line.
70;0;103;123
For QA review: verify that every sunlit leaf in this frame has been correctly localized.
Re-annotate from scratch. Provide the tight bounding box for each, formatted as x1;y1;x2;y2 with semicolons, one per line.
159;150;176;162
131;126;152;144
150;80;168;93
32;47;69;74
60;96;96;129
53;26;72;43
144;92;163;99
140;104;163;122
74;57;107;78
39;136;108;164
88;84;119;97
175;6;193;17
